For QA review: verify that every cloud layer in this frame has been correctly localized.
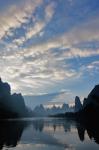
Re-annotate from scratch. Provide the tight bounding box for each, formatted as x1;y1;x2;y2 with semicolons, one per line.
0;0;99;103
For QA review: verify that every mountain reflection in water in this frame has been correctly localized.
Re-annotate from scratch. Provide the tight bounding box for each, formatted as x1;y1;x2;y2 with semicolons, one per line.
0;120;28;149
0;118;99;150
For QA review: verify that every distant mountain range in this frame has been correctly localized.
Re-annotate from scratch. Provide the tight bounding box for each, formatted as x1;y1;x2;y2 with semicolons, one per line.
33;103;74;117
24;92;67;109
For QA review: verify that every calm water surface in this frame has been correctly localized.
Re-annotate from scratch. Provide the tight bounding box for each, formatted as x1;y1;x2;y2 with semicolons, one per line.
0;117;99;150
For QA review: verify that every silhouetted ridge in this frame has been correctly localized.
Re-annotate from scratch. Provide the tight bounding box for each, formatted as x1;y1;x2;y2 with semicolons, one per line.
75;96;82;112
0;78;30;118
83;84;99;108
81;84;99;118
53;84;99;121
0;78;11;98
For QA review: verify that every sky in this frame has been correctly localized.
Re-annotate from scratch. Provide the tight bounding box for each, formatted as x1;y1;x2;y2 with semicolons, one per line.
0;0;99;104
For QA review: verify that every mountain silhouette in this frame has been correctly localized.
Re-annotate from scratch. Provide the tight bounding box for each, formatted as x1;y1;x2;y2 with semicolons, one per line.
79;84;99;119
53;85;99;127
75;96;82;112
0;78;29;118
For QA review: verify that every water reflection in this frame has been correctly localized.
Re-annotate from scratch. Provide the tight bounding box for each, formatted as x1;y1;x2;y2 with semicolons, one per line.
76;118;99;144
76;123;85;141
30;118;70;149
0;120;28;149
32;118;72;133
0;118;99;149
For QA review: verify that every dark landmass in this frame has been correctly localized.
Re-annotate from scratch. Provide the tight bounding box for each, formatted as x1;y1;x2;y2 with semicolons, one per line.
0;120;28;149
0;78;31;118
51;84;99;145
52;85;99;122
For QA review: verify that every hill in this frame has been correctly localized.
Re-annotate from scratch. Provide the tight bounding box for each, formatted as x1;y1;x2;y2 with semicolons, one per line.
0;78;30;118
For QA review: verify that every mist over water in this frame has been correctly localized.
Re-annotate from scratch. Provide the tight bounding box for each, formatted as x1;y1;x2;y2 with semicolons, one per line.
0;118;99;150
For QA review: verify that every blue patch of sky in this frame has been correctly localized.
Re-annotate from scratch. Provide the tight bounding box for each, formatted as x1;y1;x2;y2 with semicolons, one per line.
0;43;6;52
3;28;25;43
50;48;68;57
0;0;23;14
73;41;99;49
46;79;85;97
67;55;99;68
41;0;99;39
0;0;16;10
34;3;45;21
51;74;99;99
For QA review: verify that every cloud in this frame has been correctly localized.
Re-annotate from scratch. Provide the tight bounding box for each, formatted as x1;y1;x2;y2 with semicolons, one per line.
64;16;99;44
25;2;56;40
0;1;56;49
0;44;81;95
26;21;45;40
65;48;99;58
0;0;43;39
50;90;74;104
85;61;99;76
87;61;99;69
0;0;99;96
1;36;99;94
13;15;99;59
13;37;26;46
1;31;99;95
45;2;56;21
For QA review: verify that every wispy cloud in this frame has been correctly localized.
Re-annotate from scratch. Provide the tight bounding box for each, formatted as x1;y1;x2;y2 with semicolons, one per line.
0;0;43;40
51;90;73;103
25;2;55;40
0;0;99;97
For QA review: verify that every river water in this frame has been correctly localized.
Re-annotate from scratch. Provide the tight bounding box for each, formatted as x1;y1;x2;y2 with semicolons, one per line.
0;117;99;150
